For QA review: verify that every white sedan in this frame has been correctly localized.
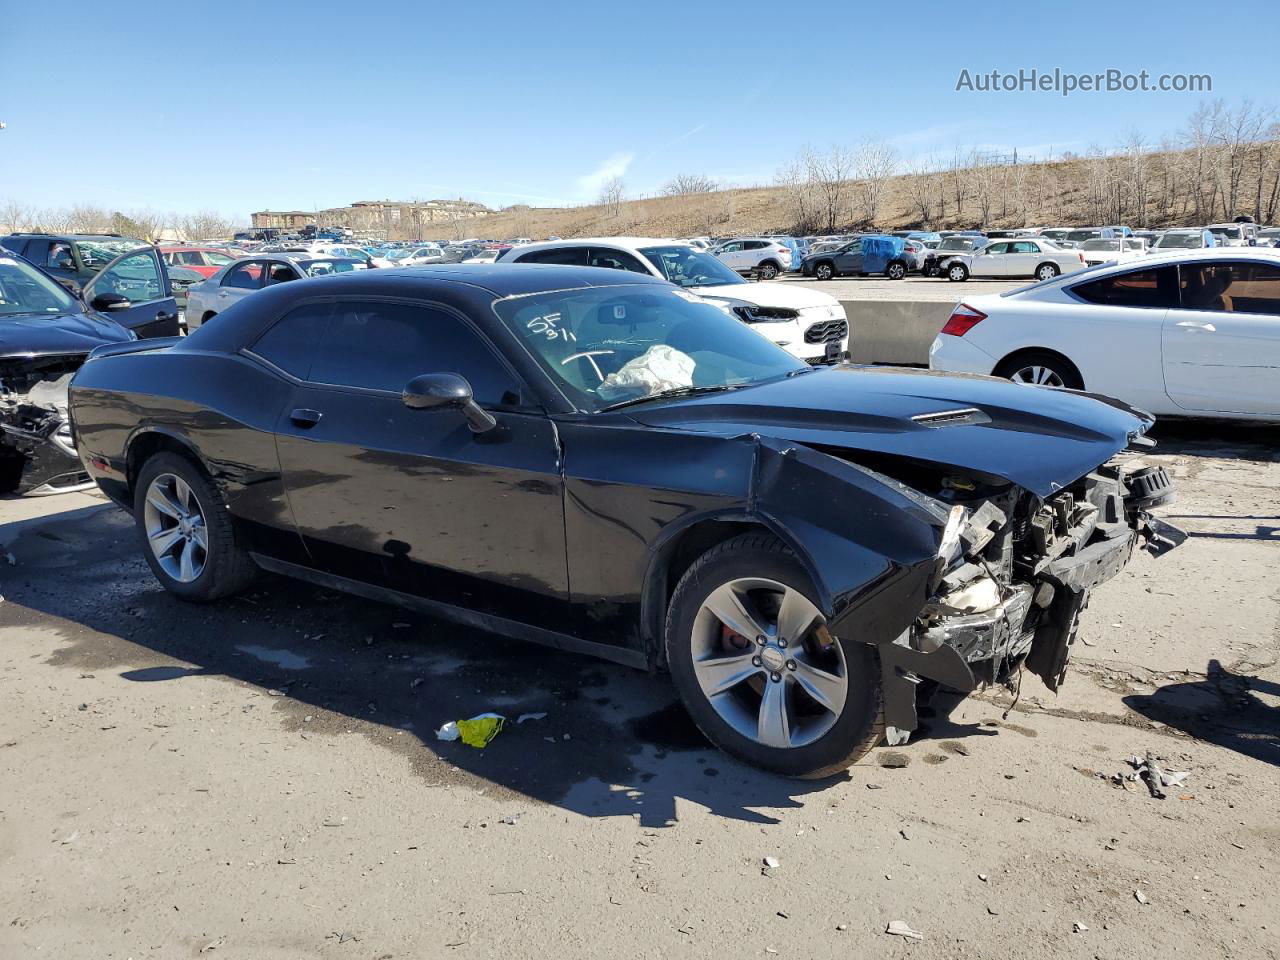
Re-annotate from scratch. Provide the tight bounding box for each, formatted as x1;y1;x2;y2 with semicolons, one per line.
928;247;1280;421
1080;237;1149;266
944;238;1087;282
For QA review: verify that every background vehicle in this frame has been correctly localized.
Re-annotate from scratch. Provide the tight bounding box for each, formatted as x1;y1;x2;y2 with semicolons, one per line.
461;249;500;264
69;265;1176;777
945;238;1085;282
799;235;911;280
0;233;147;294
184;255;367;330
1079;237;1149;266
501;238;848;364
0;252;136;494
159;246;244;278
1152;228;1216;251
929;248;1280;420
384;245;448;267
711;237;792;279
1206;222;1259;246
1060;227;1116;249
925;235;983;277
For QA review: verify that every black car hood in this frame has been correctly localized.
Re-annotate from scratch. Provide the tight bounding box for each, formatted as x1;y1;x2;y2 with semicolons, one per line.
625;365;1152;497
0;312;133;359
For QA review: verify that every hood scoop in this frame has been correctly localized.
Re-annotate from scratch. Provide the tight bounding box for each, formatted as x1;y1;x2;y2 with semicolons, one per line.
911;407;989;428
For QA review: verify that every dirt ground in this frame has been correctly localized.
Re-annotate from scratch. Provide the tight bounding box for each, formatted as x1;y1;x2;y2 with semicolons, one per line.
1;420;1277;960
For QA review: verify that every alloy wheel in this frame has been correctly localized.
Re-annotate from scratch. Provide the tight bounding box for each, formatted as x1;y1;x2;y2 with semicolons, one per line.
143;472;208;583
1010;364;1066;387
691;577;848;749
1037;264;1058;280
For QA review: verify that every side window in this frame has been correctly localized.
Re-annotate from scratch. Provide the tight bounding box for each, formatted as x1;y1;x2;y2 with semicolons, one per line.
224;262;264;289
1071;265;1178;308
588;248;650;274
1180;262;1280;315
1012;241;1039;254
515;247;589;266
719;242;743;253
985;243;1009;255
47;242;73;268
177;251;205;265
205;251;236;266
309;301;524;407
743;240;766;251
266;263;301;285
249;302;332;379
94;251;163;303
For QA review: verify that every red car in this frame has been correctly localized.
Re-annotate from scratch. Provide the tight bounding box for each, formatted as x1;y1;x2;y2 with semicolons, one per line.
158;246;244;278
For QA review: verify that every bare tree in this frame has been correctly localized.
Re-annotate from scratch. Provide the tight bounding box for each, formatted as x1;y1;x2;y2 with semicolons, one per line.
852;138;898;226
598;176;626;216
661;173;718;196
175;210;241;240
0;199;35;233
809;144;855;232
902;162;938;226
775;153;819;233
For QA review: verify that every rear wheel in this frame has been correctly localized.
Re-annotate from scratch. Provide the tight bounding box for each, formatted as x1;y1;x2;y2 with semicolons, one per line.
757;261;780;280
995;350;1082;389
665;533;884;778
134;452;257;601
885;261;906;280
1035;262;1060;281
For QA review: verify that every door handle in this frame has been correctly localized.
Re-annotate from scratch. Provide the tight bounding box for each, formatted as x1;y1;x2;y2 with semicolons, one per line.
1175;320;1216;332
290;408;322;428
156;311;176;322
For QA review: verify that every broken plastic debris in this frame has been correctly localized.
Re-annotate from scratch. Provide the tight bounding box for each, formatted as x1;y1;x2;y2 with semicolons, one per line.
435;721;460;742
1073;921;1089;933
455;713;505;748
763;856;780;869
885;920;924;941
517;712;547;724
1134;889;1149;904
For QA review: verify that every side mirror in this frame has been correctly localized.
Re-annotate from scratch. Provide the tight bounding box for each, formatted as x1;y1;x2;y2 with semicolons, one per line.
90;292;132;312
402;373;497;434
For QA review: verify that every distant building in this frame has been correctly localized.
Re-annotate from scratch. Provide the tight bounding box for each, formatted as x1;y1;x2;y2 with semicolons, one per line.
250;210;317;229
253;199;490;234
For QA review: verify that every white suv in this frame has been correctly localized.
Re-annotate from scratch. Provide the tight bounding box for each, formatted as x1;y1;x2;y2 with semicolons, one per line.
711;237;793;279
498;238;848;364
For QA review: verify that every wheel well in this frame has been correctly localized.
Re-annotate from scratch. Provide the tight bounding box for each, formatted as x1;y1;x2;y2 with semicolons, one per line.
757;259;781;270
201;311;217;324
125;433;208;501
813;259;835;271
993;347;1084;388
643;519;767;668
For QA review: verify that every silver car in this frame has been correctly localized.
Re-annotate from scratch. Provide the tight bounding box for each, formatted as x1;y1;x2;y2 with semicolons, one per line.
184;255;367;331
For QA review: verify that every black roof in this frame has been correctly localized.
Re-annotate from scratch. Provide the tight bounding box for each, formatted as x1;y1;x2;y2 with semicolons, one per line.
315;263;669;298
2;232;127;240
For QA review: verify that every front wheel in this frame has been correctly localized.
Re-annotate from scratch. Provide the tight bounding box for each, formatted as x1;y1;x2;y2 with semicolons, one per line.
134;451;257;602
947;263;969;282
813;262;834;281
665;533;884;778
757;261;779;280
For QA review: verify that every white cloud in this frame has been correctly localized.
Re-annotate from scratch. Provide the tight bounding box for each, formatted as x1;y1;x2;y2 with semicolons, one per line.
575;152;635;198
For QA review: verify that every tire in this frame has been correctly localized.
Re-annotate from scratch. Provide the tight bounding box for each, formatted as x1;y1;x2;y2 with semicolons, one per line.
885;261;906;280
813;262;835;281
994;349;1083;390
664;533;884;778
201;311;217;328
947;263;969;282
757;261;779;280
1035;262;1060;281
133;451;257;602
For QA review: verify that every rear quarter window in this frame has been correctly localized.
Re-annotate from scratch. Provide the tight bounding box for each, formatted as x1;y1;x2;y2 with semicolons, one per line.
1070;265;1178;308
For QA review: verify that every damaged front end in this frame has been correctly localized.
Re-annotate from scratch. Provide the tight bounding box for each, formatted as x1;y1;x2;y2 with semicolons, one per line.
0;354;92;496
891;455;1185;739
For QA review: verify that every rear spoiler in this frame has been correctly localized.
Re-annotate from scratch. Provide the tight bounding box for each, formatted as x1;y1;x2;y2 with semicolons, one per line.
87;336;183;361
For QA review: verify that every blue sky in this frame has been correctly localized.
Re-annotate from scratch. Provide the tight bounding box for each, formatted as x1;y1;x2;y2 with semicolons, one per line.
0;1;1270;219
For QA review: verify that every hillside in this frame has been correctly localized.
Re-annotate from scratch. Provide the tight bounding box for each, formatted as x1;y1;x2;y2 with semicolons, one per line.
419;142;1280;242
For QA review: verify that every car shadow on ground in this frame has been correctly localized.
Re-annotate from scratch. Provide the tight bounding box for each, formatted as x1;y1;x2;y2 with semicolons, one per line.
1124;660;1279;768
1;501;998;828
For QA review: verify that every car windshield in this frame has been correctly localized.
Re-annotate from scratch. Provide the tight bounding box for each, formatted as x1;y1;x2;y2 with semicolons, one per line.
78;238;145;268
386;249;414;260
637;245;744;287
938;238;973;251
1066;230;1101;242
300;259;367;276
1082;239;1120;251
1156;233;1201;248
1208;226;1242;239
0;256;79;317
492;284;805;412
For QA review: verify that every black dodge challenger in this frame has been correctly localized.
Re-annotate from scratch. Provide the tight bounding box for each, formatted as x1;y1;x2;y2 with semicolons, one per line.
67;265;1182;776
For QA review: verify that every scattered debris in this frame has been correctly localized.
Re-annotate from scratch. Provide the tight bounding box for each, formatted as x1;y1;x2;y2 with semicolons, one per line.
410;678;425;689
1135;890;1149;905
55;831;78;845
1074;921;1089;933
517;712;548;724
885;920;924;941
987;906;1000;916
199;937;225;953
328;931;360;944
763;856;780;869
899;828;911;840
836;924;848;931
1127;752;1191;799
978;873;988;882
866;783;882;790
436;722;460;742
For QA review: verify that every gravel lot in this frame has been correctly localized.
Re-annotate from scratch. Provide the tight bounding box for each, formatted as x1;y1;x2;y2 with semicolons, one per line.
1;420;1277;960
